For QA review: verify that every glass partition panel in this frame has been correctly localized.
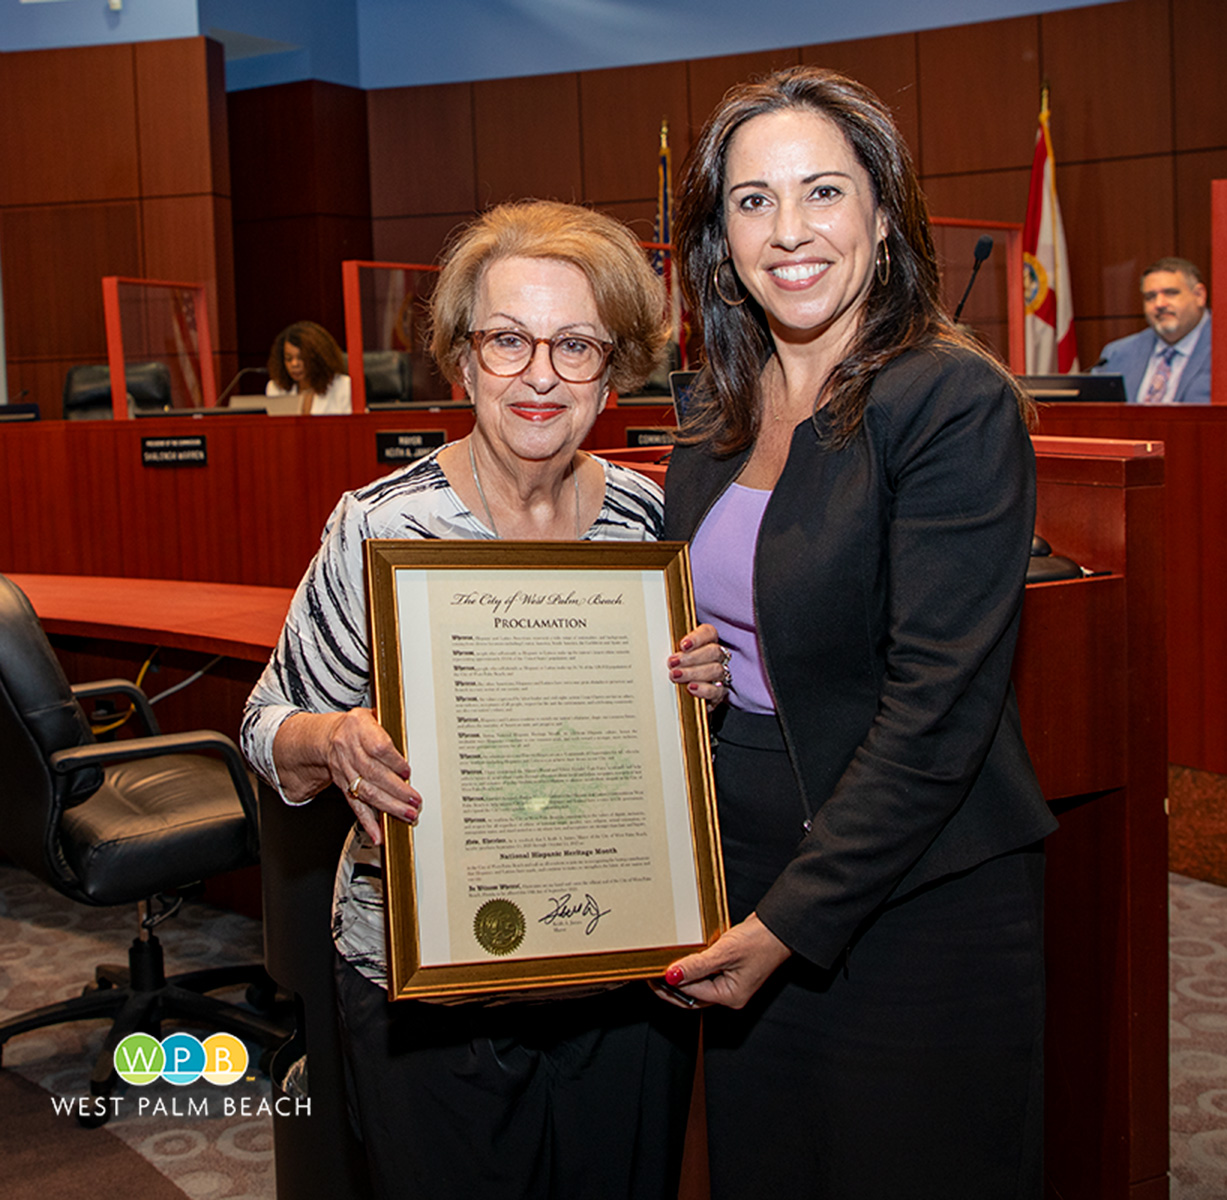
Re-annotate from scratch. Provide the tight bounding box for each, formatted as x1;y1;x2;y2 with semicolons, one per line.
931;219;1024;373
342;261;455;411
101;277;216;418
632;239;686;403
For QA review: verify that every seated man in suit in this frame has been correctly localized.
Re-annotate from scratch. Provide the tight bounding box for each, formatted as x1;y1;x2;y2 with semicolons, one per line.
1092;257;1211;404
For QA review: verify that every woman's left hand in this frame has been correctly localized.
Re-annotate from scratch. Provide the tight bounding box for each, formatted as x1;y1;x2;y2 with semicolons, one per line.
667;622;732;706
652;914;791;1010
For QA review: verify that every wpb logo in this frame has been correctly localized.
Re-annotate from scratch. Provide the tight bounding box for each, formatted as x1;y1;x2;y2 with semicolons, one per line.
114;1032;249;1086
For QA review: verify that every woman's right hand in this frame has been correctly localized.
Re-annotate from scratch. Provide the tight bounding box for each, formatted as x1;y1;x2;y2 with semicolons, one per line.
326;707;421;843
274;707;421;844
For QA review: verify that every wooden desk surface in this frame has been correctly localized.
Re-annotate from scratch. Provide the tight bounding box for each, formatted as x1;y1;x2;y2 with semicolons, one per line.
8;562;1120;804
8;573;292;662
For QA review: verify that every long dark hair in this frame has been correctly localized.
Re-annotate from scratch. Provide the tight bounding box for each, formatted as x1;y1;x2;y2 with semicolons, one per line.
676;66;1026;453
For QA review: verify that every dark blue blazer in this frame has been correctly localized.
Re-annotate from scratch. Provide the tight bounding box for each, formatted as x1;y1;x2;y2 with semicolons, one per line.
1091;312;1212;404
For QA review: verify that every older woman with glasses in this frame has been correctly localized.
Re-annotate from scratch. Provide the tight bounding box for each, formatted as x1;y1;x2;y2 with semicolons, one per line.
241;200;701;1200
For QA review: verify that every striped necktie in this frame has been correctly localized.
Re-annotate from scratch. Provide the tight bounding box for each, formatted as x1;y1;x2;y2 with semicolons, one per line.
1141;346;1178;405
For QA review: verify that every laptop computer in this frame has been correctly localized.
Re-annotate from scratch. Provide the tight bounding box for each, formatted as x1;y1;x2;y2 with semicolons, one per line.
1018;373;1128;402
0;402;40;423
227;393;304;416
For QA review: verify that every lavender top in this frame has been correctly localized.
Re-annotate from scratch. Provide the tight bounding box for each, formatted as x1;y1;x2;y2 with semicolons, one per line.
690;482;775;714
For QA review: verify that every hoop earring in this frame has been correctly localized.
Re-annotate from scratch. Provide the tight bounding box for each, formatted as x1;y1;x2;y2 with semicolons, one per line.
713;257;748;307
875;240;891;287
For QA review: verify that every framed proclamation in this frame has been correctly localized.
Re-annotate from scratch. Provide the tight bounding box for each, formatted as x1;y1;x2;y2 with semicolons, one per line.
365;539;727;1001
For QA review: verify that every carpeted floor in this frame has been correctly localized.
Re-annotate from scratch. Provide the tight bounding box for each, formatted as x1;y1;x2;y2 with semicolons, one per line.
4;861;1227;1197
1170;873;1227;1198
0;1068;188;1200
0;867;278;1199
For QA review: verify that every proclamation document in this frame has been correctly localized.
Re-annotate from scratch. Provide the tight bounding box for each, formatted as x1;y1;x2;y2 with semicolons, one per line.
365;541;725;1001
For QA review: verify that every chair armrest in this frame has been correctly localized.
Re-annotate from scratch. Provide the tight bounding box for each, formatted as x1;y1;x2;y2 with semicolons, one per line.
50;731;257;825
71;678;161;736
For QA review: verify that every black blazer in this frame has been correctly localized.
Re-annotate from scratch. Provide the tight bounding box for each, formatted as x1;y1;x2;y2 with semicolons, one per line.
665;346;1057;969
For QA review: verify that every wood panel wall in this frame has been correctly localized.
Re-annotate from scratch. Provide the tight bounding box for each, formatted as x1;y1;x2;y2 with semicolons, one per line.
344;0;1224;377
228;80;373;365
0;404;675;587
0;38;235;418
6;2;1223;406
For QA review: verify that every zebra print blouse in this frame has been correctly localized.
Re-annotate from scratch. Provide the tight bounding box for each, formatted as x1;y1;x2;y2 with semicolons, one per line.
241;446;663;986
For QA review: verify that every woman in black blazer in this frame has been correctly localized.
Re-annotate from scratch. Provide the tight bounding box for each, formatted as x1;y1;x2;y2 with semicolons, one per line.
658;68;1058;1200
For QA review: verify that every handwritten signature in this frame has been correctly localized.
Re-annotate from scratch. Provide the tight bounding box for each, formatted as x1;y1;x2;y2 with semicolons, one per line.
539;893;610;936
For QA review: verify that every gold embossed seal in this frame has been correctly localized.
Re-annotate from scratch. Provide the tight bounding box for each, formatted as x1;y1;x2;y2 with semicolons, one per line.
473;899;526;956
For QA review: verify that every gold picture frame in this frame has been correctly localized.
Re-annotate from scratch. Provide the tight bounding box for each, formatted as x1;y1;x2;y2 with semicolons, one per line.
365;539;727;1001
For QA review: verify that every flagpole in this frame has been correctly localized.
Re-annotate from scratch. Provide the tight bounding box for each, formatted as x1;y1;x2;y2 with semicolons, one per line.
653;118;685;368
1022;83;1078;374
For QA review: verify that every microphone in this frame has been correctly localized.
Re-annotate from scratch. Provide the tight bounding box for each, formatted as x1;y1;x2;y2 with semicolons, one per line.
216;367;268;406
952;235;994;323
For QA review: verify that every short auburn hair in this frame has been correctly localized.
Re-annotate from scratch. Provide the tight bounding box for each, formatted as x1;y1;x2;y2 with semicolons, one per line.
430;200;669;395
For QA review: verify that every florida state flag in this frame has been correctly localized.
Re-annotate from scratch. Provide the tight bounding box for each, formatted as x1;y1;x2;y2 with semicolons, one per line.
1023;87;1079;373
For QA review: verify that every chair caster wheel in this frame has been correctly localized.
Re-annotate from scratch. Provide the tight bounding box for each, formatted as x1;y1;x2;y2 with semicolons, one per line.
245;980;278;1013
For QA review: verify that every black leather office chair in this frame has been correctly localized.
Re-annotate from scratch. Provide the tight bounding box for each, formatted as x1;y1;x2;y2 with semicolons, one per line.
362;349;411;405
0;573;288;1124
62;362;173;419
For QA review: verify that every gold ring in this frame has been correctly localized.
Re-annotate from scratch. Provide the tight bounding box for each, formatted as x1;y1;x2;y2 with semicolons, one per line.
346;774;363;799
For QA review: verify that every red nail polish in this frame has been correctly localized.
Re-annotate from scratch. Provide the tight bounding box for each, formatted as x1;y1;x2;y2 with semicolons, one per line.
665;965;684;986
680;638;693;651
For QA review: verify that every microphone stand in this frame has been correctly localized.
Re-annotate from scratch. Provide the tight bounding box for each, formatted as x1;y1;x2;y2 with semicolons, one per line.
953;236;994;324
216;367;268;407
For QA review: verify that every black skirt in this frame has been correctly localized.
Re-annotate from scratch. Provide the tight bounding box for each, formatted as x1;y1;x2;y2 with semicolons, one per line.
334;958;698;1200
703;706;1046;1200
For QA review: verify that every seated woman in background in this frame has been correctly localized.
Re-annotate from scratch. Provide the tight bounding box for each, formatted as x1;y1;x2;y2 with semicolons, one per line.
266;319;352;414
242;200;699;1199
